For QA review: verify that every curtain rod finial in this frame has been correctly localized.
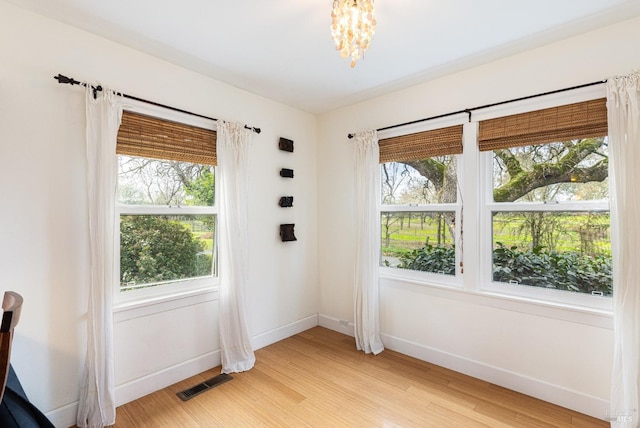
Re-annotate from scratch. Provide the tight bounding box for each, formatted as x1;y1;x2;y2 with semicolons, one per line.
54;74;81;86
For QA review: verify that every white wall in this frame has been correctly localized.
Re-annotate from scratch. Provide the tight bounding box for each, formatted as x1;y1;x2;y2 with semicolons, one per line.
318;15;640;420
3;0;638;425
0;2;318;426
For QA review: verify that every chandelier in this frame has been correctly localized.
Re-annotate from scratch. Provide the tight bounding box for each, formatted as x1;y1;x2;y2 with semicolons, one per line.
330;0;377;68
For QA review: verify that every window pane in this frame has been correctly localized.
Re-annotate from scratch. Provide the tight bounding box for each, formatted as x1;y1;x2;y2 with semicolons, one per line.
118;155;215;206
120;215;215;291
492;137;608;203
492;211;611;296
381;212;456;275
381;156;457;204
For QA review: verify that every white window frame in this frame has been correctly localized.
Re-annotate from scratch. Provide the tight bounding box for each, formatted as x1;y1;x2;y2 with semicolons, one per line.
114;99;219;308
379;202;463;287
378;114;467;288
474;85;612;311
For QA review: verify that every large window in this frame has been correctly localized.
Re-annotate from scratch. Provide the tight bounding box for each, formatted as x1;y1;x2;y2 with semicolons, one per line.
379;124;463;280
479;98;611;299
377;94;612;309
116;109;217;296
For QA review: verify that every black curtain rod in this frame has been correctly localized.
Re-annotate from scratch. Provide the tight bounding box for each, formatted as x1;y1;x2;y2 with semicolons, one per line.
54;74;261;134
347;79;607;139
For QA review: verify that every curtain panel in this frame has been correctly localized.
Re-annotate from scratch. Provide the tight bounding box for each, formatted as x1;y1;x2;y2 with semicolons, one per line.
77;87;122;428
353;130;384;355
217;121;256;373
608;71;640;428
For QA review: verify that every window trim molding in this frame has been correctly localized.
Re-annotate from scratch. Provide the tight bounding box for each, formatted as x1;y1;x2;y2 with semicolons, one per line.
113;286;219;322
380;265;462;288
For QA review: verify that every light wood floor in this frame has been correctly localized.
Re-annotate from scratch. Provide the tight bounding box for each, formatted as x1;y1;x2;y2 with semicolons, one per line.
108;327;607;427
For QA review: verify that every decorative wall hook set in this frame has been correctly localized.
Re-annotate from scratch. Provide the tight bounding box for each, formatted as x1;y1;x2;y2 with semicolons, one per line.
278;137;297;242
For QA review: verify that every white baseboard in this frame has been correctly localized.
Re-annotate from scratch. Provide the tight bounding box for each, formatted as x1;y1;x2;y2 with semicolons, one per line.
47;351;221;427
115;314;319;408
252;314;319;350
318;314;355;337
116;349;222;407
46;315;320;428
319;314;608;421
45;401;78;428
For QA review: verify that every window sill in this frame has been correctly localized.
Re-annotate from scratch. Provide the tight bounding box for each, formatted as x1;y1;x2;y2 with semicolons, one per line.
380;274;613;329
113;285;219;323
380;267;461;288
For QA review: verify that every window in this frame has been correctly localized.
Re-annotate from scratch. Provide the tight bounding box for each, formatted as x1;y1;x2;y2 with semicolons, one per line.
379;123;463;281
374;91;612;310
479;98;612;299
116;109;217;297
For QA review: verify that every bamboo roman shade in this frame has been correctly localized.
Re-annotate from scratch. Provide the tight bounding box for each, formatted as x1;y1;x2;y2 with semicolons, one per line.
478;98;607;152
378;124;464;163
116;110;217;165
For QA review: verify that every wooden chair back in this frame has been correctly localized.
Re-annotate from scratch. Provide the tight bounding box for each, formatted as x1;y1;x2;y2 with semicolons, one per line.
0;292;23;403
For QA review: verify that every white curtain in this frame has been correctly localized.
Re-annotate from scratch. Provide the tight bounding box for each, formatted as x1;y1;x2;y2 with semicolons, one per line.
353;130;384;355
609;71;640;428
217;121;256;373
77;87;122;428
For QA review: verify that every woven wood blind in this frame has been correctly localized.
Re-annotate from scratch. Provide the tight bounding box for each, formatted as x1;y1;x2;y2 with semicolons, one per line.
379;124;463;163
478;98;607;152
116;110;217;165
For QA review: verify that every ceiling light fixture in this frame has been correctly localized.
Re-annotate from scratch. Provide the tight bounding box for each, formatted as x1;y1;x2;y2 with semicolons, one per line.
330;0;377;68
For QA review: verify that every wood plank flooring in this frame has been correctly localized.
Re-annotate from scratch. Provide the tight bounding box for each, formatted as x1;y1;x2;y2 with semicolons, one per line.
108;327;607;427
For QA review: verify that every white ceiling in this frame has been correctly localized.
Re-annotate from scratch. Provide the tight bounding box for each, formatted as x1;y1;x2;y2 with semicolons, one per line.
7;0;640;113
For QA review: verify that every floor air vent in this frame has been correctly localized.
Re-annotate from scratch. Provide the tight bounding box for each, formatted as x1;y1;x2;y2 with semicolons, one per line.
177;373;233;401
